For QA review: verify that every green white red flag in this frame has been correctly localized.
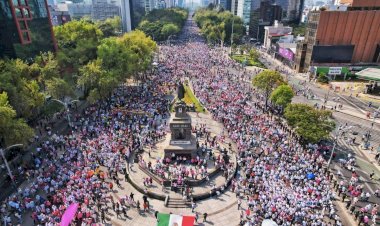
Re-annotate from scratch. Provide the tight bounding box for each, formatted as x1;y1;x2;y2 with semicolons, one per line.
157;213;195;226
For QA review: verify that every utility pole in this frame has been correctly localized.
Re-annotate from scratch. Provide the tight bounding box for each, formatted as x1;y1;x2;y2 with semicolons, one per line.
230;16;235;55
327;138;336;169
50;99;79;128
0;144;23;190
365;107;379;147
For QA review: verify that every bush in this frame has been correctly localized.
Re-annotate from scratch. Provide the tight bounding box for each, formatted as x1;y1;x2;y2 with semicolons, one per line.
317;73;329;84
231;55;266;68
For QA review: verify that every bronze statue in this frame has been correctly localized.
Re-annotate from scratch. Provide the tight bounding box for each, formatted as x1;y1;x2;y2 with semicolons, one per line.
177;82;185;100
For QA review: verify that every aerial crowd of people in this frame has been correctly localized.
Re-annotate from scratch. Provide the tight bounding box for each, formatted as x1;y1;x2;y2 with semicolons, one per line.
1;16;378;226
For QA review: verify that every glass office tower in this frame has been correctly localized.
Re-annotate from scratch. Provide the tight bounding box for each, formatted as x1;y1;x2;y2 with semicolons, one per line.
0;0;56;60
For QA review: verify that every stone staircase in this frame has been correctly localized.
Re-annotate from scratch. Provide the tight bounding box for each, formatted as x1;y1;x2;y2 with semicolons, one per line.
166;197;191;208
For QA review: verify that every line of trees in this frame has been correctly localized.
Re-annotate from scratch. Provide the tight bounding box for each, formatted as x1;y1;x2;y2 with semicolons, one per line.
194;8;244;46
138;8;188;41
252;70;335;143
0;17;156;148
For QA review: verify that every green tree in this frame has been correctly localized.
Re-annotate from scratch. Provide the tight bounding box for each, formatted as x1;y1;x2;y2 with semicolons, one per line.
138;8;188;41
252;70;285;109
195;9;244;45
284;103;335;143
78;60;104;97
96;16;122;37
138;20;163;40
270;84;294;108
86;72;118;103
18;79;45;119
0;59;45;119
97;30;156;80
0;92;34;147
46;78;74;100
317;72;329;84
291;23;306;36
249;48;260;61
161;23;180;40
54;19;103;70
34;52;60;90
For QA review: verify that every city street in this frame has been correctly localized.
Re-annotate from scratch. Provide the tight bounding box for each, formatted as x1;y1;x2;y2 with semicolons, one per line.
256;51;380;225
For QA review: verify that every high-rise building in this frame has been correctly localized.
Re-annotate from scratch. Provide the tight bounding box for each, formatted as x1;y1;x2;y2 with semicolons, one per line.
0;0;57;60
237;0;251;24
276;0;304;22
91;0;120;21
249;0;283;42
113;0;145;30
144;0;154;12
49;5;71;26
231;0;238;15
217;0;228;9
66;3;92;20
157;0;166;8
120;0;132;32
294;0;380;73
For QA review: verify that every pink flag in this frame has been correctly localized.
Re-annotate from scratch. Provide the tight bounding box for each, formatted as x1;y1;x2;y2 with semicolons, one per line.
60;203;79;226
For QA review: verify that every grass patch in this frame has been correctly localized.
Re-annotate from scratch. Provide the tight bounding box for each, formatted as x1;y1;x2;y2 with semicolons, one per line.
231;54;266;68
183;84;205;112
170;83;206;113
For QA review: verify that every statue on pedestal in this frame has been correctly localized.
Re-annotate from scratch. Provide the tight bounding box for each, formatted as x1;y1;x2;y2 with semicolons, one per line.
177;82;185;100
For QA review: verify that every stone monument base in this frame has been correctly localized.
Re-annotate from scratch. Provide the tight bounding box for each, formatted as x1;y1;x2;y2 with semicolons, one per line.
164;137;197;158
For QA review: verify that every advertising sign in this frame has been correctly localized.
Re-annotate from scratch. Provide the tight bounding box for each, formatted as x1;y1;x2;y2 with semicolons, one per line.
278;48;294;61
328;67;342;75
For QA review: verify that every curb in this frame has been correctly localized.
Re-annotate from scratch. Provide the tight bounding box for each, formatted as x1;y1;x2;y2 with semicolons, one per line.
333;109;380;126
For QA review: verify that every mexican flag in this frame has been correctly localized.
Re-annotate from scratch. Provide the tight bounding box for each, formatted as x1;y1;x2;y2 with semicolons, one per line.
157;213;195;226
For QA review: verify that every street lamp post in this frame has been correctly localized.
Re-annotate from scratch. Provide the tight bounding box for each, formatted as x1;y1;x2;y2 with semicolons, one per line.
327;137;337;169
365;107;379;148
50;99;79;128
230;16;235;55
0;144;23;190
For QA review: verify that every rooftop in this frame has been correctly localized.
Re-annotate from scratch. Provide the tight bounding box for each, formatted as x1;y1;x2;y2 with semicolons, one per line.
356;68;380;81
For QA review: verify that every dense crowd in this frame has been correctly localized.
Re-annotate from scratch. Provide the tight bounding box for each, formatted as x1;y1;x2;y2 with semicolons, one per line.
160;21;339;225
1;67;176;225
3;17;376;226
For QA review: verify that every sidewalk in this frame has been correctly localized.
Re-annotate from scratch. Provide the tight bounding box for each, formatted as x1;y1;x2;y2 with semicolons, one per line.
323;100;380;125
0;100;88;201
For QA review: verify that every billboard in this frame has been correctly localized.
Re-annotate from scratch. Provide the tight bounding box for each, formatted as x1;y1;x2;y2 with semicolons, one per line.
278;47;294;61
328;67;342;75
312;45;354;63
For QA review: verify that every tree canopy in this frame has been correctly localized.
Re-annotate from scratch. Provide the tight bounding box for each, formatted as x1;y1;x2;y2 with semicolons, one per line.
53;19;103;70
0;92;34;147
284;103;335;143
252;70;285;109
270;84;294;108
80;30;156;102
138;8;188;41
0;58;45;120
96;16;122;37
0;18;157;148
194;8;244;46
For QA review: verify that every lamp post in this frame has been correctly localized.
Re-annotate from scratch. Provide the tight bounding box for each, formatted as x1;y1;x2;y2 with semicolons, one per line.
0;144;23;190
327;136;337;169
365;107;379;148
50;99;79;128
326;123;357;169
230;16;235;55
167;35;174;46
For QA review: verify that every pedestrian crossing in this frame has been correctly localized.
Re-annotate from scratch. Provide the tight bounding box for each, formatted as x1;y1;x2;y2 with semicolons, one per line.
334;117;380;151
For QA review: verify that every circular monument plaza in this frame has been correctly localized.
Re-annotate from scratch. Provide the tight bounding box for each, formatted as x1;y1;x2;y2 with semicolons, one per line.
110;100;241;225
